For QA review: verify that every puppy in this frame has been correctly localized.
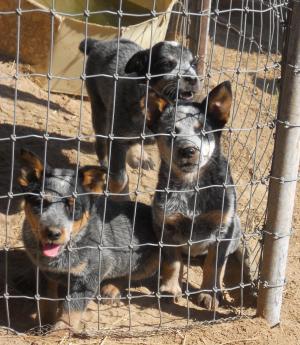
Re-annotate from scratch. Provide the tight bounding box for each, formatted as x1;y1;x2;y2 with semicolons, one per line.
79;38;200;194
144;81;241;309
18;149;158;330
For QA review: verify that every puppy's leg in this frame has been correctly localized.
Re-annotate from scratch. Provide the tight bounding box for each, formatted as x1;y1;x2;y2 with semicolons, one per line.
90;94;109;166
126;143;155;171
54;278;95;331
108;142;129;198
197;244;228;310
40;278;58;326
160;247;183;301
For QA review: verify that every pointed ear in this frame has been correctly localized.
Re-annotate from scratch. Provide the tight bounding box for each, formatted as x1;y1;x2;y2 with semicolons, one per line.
79;166;107;193
202;81;232;128
140;90;169;131
18;149;44;187
125;49;149;75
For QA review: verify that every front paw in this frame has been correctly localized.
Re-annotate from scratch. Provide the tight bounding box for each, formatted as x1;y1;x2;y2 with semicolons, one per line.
53;320;69;330
100;283;121;305
128;153;155;170
53;309;82;332
127;145;155;170
197;291;222;310
160;280;182;302
51;320;70;336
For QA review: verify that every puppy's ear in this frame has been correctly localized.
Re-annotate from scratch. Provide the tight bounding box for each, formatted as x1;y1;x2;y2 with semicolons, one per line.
140;90;169;131
125;49;149;75
201;81;232;128
18;149;44;187
79;166;107;193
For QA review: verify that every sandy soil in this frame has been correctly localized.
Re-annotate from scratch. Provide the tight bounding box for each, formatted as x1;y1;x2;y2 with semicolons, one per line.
0;6;299;345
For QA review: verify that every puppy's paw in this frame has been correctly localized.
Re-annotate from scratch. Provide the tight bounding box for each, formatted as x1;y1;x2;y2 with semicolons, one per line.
108;174;130;201
101;283;121;305
160;281;182;303
197;291;221;310
141;155;155;170
52;320;70;336
127;144;155;171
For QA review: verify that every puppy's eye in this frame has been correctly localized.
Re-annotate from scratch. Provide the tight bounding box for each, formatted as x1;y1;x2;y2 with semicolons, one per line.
174;126;180;135
191;57;199;69
165;60;177;70
194;122;203;131
65;197;82;220
26;195;50;211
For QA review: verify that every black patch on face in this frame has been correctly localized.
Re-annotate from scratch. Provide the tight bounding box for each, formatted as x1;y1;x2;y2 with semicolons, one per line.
150;57;177;75
23;171;89;222
64;198;84;221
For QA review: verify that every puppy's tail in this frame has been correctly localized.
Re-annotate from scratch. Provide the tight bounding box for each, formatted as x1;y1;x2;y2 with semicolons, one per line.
79;38;98;55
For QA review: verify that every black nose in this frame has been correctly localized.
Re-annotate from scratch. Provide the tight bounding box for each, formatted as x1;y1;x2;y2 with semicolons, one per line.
179;147;197;158
184;76;198;85
46;228;61;241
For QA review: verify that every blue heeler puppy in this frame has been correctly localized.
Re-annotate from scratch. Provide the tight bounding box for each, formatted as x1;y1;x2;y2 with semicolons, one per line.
143;81;242;309
18;150;158;330
79;38;200;195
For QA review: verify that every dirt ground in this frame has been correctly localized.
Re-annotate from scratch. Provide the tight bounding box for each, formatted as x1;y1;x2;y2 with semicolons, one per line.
1;6;300;345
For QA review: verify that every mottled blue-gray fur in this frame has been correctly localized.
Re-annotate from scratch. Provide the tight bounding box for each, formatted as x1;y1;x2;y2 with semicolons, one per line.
19;154;158;328
149;82;241;309
79;38;200;192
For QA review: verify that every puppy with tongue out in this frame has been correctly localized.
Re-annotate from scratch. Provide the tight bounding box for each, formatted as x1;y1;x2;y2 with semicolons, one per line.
18;150;158;331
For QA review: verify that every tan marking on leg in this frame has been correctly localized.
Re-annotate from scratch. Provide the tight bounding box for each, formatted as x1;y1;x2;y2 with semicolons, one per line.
198;245;228;310
160;249;182;299
108;174;129;194
40;279;58;326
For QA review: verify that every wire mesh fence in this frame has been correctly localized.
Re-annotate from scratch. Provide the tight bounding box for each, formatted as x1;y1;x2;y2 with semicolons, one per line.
0;0;297;337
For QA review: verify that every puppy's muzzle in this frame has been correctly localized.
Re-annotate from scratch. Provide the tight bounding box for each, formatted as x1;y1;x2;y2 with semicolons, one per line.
178;146;197;159
46;227;62;241
183;76;198;86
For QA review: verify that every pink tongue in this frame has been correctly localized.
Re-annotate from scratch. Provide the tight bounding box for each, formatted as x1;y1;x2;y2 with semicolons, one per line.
42;243;61;257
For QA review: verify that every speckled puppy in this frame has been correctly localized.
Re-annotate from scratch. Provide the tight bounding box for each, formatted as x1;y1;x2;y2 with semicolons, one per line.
18;150;158;330
79;38;200;194
144;81;241;309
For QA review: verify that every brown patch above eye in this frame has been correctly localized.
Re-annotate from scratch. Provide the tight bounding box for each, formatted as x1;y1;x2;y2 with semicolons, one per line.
67;197;75;207
194;121;203;130
24;204;41;240
72;211;90;236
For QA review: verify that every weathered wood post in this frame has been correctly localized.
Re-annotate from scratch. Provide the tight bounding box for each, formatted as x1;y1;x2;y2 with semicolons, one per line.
188;0;211;78
257;1;300;326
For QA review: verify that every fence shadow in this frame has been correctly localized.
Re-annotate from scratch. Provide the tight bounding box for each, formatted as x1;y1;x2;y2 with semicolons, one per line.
0;84;74;115
0;124;95;216
210;1;284;55
251;75;280;95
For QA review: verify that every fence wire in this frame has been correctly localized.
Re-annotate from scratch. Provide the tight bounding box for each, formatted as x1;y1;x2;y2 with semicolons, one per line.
0;0;296;337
